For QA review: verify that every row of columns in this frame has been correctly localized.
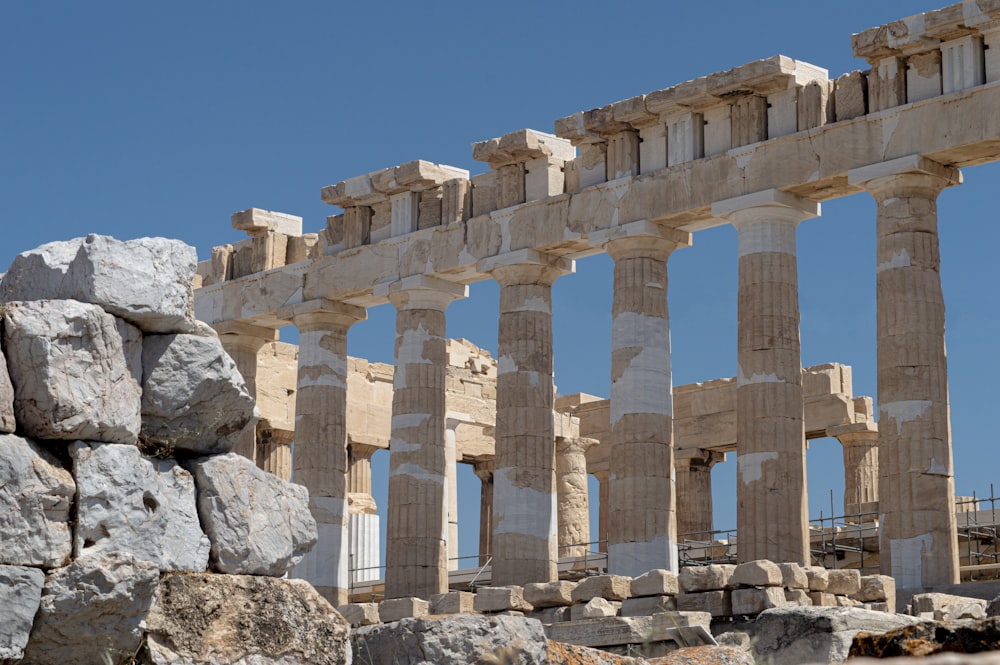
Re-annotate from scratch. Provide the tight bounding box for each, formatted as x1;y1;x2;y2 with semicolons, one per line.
268;154;958;605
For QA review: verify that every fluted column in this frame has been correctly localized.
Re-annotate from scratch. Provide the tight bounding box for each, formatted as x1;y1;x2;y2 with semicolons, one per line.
278;299;366;607
473;460;494;567
257;427;293;480
215;322;279;461
556;436;597;559
849;155;962;587
714;189;818;566
479;249;574;586
599;221;690;576
594;469;610;553
347;442;380;583
831;424;879;522
382;275;467;599
445;414;469;571
676;449;725;539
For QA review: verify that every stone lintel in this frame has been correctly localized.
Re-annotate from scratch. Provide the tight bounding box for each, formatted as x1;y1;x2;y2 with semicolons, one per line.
646;56;827;115
847;154;962;188
212;320;281;340
852;1;1000;62
445;410;474;428
476;248;575;277
322;161;469;208
276;298;367;328
712;188;820;221
589;219;692;251
373;275;468;311
472;129;575;167
231;208;303;237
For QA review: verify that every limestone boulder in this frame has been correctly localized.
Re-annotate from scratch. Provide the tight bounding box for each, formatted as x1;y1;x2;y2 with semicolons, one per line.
186;453;316;576
752;605;921;665
850;617;1000;658
21;553;159;665
354;614;548;665
731;559;782;587
1;234;198;334
779;562;809;590
631;569;679;597
825;569;862;595
380;597;430;622
547;640;645;664
646;645;755;664
141;333;256;455
3;300;141;443
852;574;896;609
474;585;533;613
0;434;74;567
805;566;829;591
571;597;621;620
0;346;15;433
0;565;45;661
339;602;381;627
524;580;576;608
679;564;735;592
913;592;988;617
142;573;351;665
572;575;632;602
71;442;210;571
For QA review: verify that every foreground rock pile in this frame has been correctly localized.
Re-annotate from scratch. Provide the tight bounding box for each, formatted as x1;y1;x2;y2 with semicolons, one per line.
0;235;349;664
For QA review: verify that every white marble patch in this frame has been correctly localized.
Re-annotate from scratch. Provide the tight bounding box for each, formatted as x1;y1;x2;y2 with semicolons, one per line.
297;373;346;390
391;413;431;430
291;497;348;589
493;468;557;541
612;311;669;352
611;345;673;426
880;400;933;435
397;323;433;365
497;354;518;375
391;462;445;485
739;451;779;484
299;331;348;378
877;248;911;272
388;436;421;454
890;532;932;590
608;536;678;578
736;365;786;387
926;457;951;476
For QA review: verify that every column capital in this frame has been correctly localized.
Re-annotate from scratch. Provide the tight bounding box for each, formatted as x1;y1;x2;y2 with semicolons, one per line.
848;155;962;196
713;189;820;227
592;220;692;260
477;249;574;286
347;440;381;460
276;298;367;331
472;458;495;482
555;435;599;456
375;274;468;311
829;422;879;447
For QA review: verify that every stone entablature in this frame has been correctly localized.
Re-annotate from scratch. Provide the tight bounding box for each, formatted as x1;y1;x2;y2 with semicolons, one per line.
192;0;991;596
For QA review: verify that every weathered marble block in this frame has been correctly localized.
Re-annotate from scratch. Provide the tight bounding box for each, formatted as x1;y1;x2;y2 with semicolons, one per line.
572;574;632;602
805;566;829;591
21;553;159;665
732;586;787;615
524;580;576;608
0;346;15;434
186;453;317;576
630;569;679;597
141;332;256;455
779;562;809;590
3;300;141;443
72;442;210;572
732;560;783;587
430;591;476;615
0;565;44;661
571;597;621;620
677;590;733;617
679;564;736;592
474;586;533;613
825;569;862;596
338;602;381;627
1;234;198;334
0;434;74;567
379;597;429;622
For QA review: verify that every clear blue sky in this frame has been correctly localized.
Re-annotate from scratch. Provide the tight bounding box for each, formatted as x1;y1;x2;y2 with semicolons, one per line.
4;2;998;566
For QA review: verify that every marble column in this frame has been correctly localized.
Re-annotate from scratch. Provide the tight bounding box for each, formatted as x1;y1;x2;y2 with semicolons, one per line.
831;424;879;522
445;414;469;571
594;469;610;554
555;436;597;558
382;275;467;599
479;249;573;586
473;460;494;567
713;189;818;566
601;221;690;576
675;449;725;539
215;322;279;462
347;442;380;583
849;155;962;587
277;299;366;607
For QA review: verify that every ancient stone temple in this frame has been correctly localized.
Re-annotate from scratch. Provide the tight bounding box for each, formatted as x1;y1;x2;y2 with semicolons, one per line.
192;0;1000;606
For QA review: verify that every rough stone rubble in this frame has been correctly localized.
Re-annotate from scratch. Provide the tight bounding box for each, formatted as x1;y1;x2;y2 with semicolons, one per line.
0;235;349;665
